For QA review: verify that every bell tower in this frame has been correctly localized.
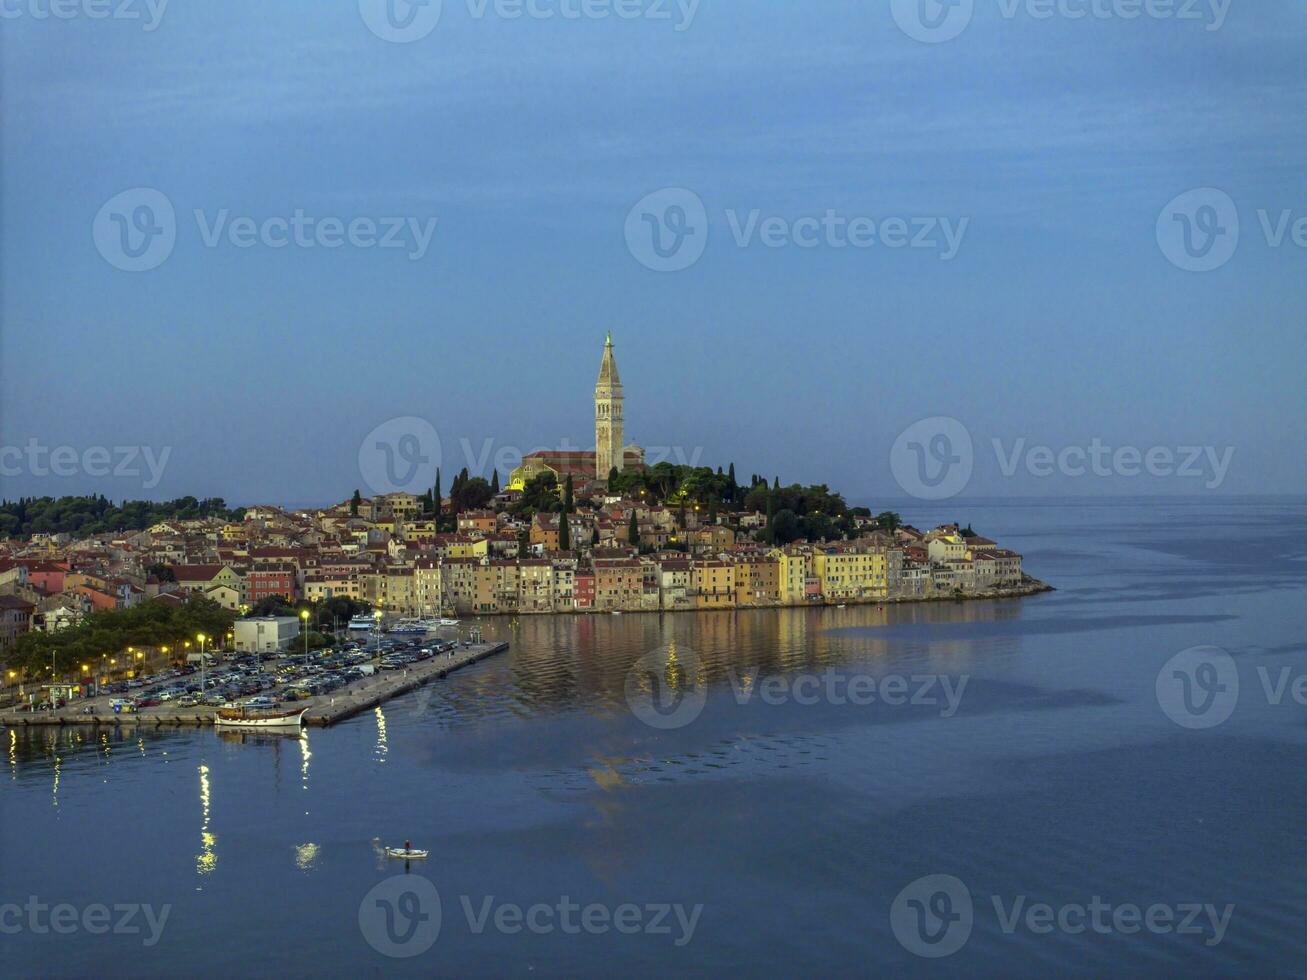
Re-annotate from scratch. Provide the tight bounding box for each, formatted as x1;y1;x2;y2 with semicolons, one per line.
595;332;624;481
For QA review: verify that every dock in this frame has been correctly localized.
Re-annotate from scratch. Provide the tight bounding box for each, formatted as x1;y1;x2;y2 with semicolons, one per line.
0;641;509;729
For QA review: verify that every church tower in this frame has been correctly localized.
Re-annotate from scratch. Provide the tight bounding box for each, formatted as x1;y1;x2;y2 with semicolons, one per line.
595;332;624;481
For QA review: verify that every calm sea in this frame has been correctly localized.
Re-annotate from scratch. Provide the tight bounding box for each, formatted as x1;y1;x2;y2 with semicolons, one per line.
5;497;1307;978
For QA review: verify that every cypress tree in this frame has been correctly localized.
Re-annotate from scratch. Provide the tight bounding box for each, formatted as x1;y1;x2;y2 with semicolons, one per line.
350;489;361;516
490;470;500;495
559;513;571;551
433;470;442;523
563;474;574;514
628;511;639;546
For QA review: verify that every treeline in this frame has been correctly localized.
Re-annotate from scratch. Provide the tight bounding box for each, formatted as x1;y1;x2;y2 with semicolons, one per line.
0;496;245;539
5;595;237;677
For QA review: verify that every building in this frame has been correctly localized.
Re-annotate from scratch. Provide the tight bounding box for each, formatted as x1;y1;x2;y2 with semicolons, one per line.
595;332;624;480
0;595;35;651
233;616;301;654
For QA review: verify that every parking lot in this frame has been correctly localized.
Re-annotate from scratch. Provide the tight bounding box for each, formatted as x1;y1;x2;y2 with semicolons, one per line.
17;634;472;721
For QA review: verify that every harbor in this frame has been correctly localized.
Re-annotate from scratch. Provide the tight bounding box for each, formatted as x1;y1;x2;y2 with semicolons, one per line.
0;640;508;730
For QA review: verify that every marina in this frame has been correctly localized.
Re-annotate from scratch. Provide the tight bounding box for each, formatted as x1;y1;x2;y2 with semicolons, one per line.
0;640;508;730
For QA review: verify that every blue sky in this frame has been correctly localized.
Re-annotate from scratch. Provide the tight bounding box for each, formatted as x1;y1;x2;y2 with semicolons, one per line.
2;0;1304;506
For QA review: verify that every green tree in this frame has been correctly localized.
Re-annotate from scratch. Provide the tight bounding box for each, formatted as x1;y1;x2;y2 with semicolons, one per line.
608;466;620;486
563;474;574;514
350;489;361;516
876;511;903;532
490;470;500;495
559;513;571;551
628;511;639;546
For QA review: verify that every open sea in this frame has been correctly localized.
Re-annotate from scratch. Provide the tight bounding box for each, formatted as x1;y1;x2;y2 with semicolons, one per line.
4;497;1307;978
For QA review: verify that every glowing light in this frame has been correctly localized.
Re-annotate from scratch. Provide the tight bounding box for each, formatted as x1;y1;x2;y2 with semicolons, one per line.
299;729;311;789
196;764;217;875
374;706;388;763
295;842;320;872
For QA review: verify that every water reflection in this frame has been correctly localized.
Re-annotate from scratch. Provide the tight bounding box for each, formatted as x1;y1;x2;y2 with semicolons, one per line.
197;763;217;875
374;707;387;763
299;728;311;790
294;842;320;872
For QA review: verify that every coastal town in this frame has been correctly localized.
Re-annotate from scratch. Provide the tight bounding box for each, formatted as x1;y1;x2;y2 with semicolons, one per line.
0;337;1041;666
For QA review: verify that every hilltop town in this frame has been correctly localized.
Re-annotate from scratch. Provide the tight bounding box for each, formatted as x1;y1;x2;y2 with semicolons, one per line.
0;336;1044;655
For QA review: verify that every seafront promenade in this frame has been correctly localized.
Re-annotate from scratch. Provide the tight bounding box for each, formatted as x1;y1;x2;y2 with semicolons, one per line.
0;641;508;730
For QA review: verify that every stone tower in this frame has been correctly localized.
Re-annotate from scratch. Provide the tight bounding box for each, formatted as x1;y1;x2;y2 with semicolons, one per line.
595;332;624;481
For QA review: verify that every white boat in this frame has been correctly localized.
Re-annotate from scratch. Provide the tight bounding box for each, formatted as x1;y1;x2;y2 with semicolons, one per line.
385;847;429;859
347;615;376;631
214;705;307;729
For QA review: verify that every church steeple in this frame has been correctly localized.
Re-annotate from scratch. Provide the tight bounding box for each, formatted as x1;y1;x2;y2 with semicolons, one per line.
595;333;624;481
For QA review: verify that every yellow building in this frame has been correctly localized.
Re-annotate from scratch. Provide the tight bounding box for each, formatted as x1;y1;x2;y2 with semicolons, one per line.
771;548;811;604
812;546;888;602
691;560;736;609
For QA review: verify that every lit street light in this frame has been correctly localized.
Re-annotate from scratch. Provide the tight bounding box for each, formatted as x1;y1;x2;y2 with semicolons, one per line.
300;609;311;670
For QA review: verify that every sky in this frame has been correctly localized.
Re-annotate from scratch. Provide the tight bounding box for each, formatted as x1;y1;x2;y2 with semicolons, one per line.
1;0;1304;508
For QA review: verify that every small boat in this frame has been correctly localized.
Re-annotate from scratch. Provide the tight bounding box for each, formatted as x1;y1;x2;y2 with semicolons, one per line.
611;610;623;616
385;845;429;859
439;618;460;627
347;615;377;631
215;705;307;729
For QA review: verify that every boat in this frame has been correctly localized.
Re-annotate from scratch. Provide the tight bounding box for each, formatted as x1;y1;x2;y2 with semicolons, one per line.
439;618;460;627
384;847;429;860
387;619;428;635
347;615;377;631
214;705;307;729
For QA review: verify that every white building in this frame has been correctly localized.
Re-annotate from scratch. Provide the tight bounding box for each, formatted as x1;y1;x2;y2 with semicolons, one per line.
233;616;301;654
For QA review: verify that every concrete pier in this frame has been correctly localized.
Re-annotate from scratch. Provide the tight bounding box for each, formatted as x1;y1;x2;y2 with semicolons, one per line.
0;641;508;730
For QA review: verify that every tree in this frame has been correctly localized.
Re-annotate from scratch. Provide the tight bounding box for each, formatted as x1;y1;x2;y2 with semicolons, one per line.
559;513;571;551
727;462;737;503
490;470;500;495
608;466;620;486
563;474;574;514
433;470;442;522
770;509;801;544
628;511;639;546
707;498;718;525
677;500;687;529
517;528;532;556
452;477;494;512
876;511;903;532
350;490;361;516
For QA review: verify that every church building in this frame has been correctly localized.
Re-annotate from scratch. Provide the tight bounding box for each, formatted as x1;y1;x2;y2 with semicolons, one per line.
509;335;645;490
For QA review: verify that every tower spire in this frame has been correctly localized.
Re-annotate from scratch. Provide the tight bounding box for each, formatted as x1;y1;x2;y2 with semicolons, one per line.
595;334;624;481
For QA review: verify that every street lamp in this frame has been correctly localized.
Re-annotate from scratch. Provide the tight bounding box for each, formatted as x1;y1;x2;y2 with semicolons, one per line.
197;633;207;696
300;610;310;669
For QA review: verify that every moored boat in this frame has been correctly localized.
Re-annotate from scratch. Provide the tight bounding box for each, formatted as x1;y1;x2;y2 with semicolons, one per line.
215;705;307;729
384;847;429;859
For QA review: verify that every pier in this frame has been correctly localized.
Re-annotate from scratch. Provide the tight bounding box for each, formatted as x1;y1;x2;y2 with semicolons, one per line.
0;641;509;730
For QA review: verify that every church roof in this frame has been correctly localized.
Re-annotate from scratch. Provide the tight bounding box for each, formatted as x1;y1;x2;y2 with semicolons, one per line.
596;333;621;387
